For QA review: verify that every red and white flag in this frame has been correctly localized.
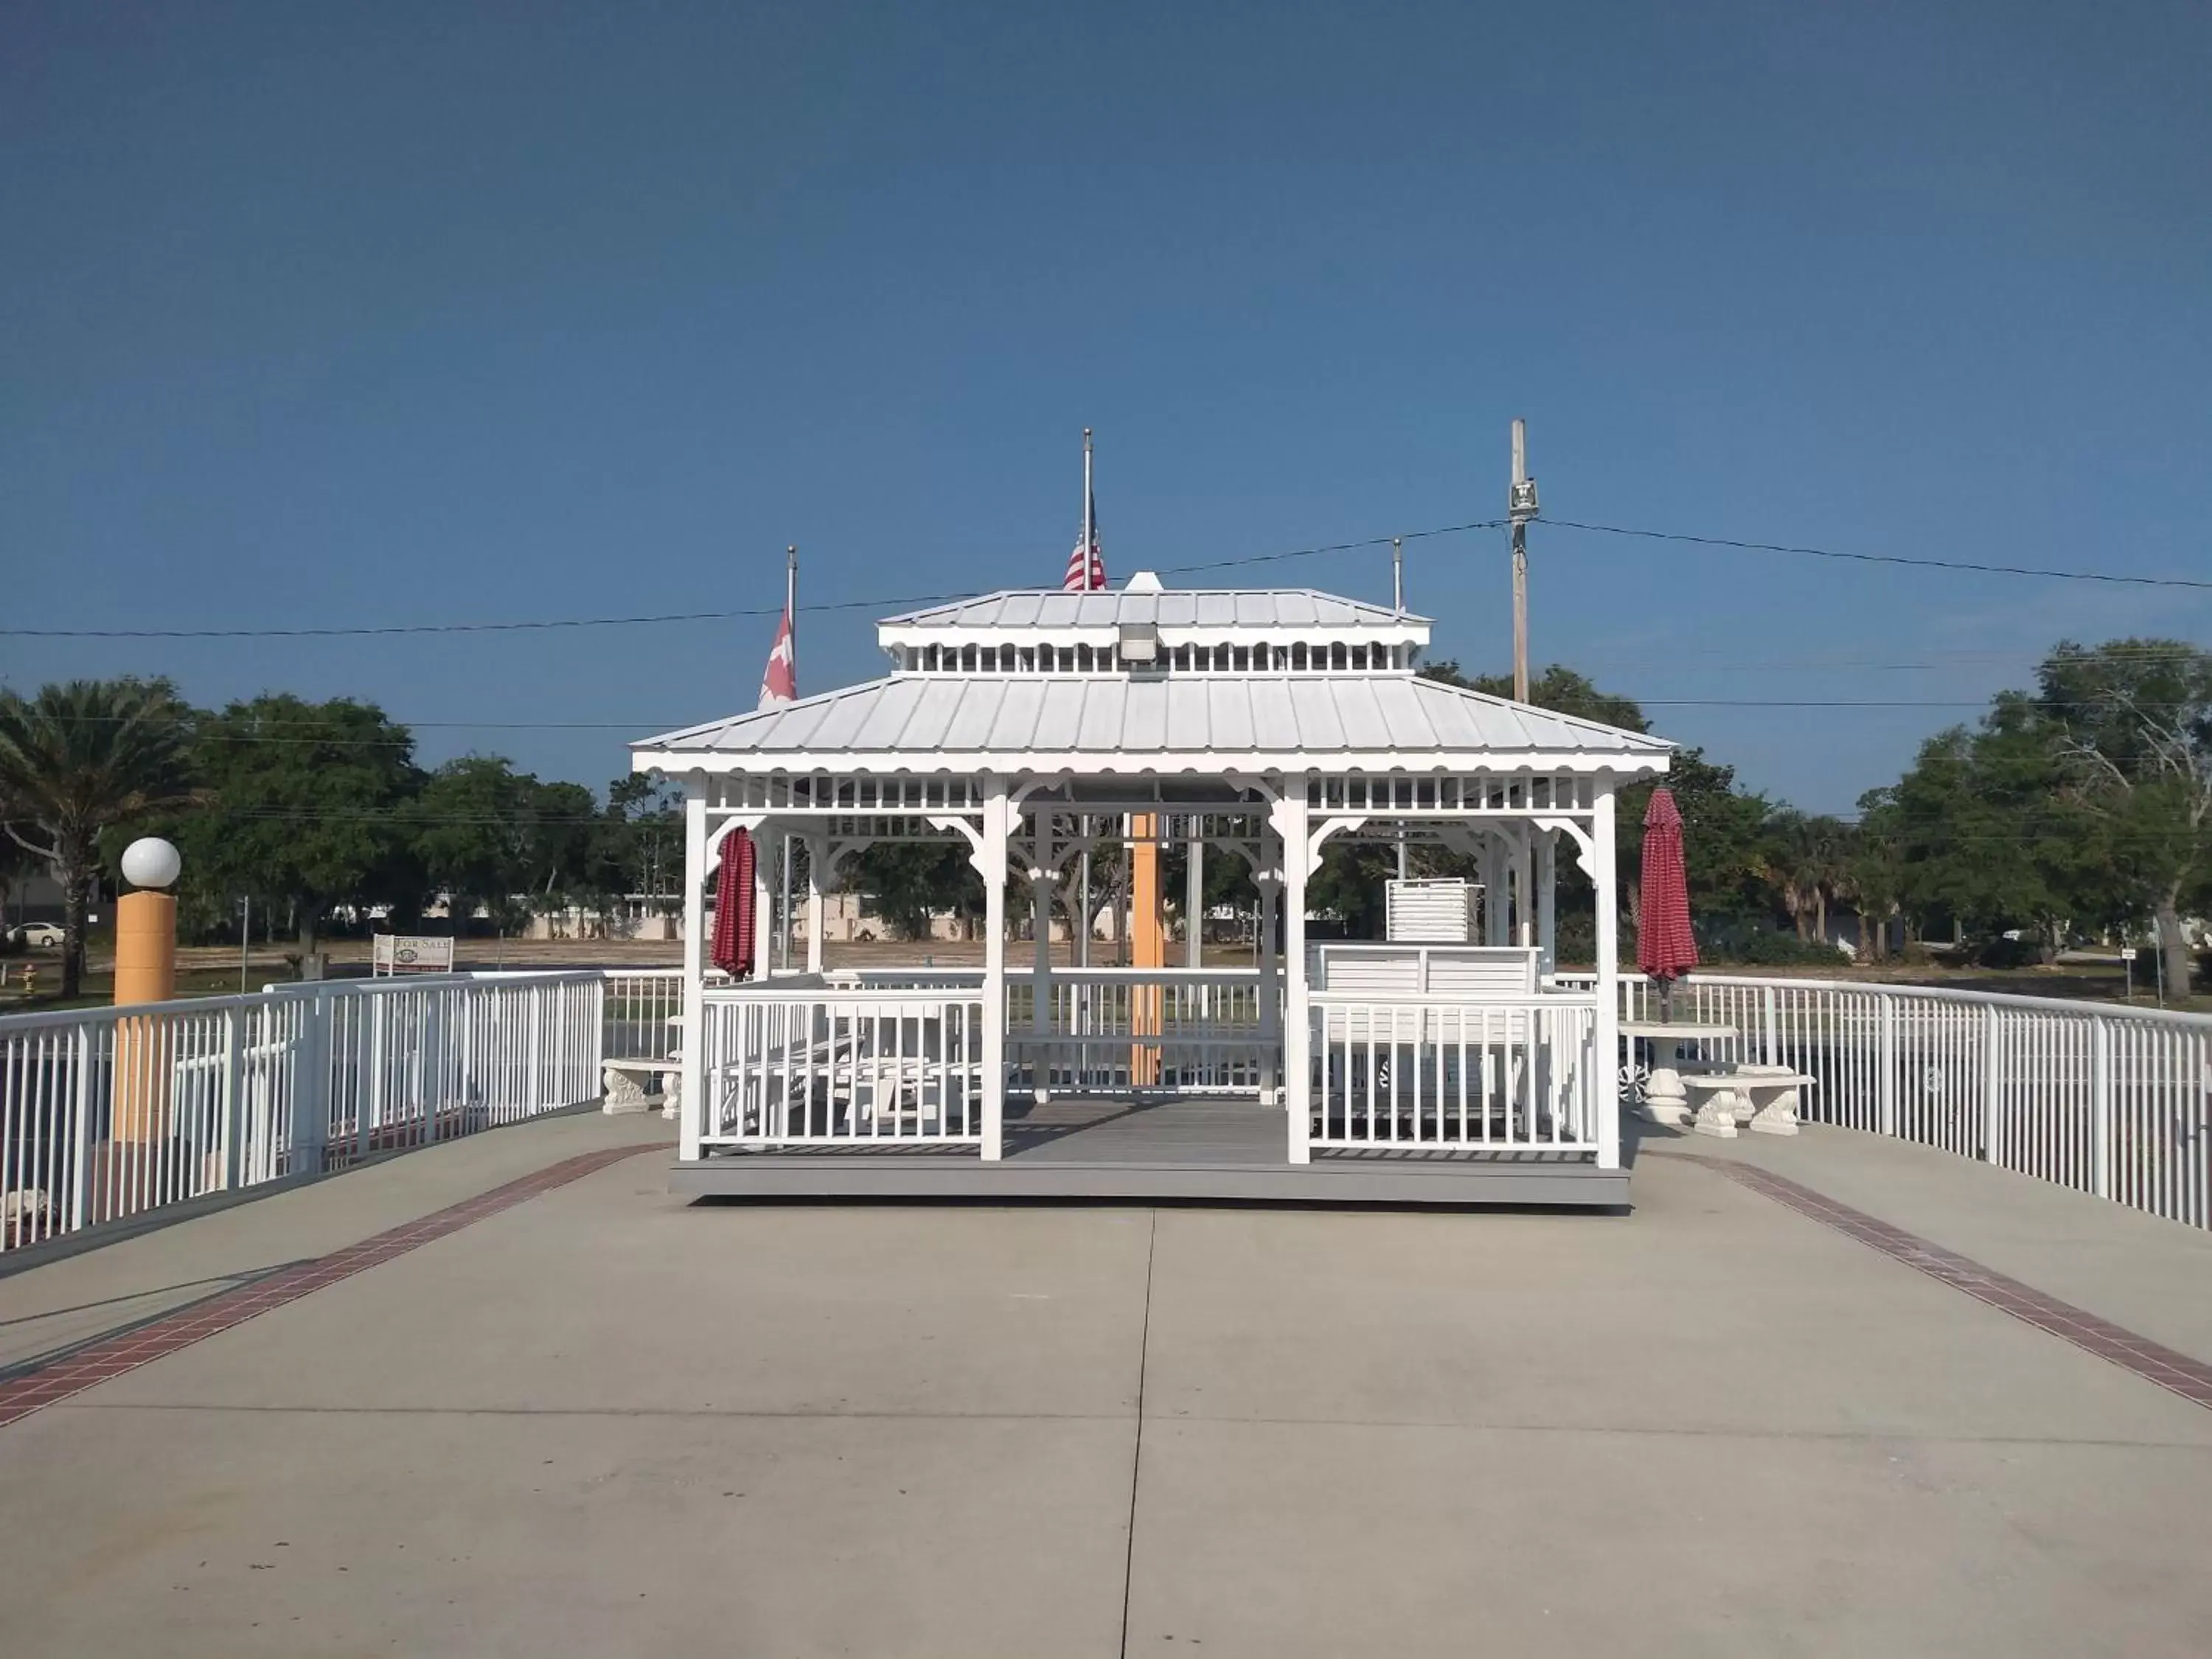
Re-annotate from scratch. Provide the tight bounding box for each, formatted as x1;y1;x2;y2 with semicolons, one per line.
1062;491;1105;591
758;605;796;709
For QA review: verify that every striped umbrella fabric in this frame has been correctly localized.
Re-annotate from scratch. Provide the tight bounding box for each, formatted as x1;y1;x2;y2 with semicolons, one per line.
1636;786;1698;987
710;829;757;980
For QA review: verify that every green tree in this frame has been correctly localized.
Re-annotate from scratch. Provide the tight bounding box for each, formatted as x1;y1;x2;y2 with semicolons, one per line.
170;695;425;959
844;840;979;942
2034;640;2212;993
1765;810;1852;942
1418;660;1775;945
1874;703;2092;960
413;757;540;934
602;772;684;917
0;679;198;997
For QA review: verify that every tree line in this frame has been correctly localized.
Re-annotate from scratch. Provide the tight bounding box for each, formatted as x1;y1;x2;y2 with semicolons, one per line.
2;636;2206;998
1410;639;2211;995
0;683;681;996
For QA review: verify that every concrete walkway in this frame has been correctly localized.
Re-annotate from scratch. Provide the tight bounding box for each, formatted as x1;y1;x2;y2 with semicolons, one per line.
2;1114;2211;1655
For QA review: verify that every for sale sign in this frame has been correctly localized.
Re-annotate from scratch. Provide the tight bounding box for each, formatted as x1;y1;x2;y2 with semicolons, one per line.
372;934;455;975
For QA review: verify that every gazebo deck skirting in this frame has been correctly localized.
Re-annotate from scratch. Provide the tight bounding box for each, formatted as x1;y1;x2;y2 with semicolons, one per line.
671;1099;1627;1208
632;582;1673;1210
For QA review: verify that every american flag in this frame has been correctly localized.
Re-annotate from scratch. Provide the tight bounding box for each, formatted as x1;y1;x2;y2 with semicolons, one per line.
1062;493;1105;591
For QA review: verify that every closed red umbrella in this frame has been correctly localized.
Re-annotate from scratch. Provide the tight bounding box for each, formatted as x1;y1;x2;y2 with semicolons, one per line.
1636;787;1697;1018
711;829;757;980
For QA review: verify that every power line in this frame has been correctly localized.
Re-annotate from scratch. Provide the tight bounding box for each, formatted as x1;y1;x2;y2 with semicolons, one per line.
4;512;2206;639
0;591;976;641
0;522;1506;640
1158;520;1506;576
1541;518;2212;591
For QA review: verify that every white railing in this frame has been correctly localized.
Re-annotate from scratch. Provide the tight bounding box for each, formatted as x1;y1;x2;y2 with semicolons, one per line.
1005;967;1268;1093
1309;993;1599;1151
698;984;986;1149
1566;971;2212;1231
0;972;605;1254
602;967;686;1060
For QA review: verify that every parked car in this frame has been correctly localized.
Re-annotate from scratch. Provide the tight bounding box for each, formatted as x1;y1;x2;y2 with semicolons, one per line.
7;923;64;947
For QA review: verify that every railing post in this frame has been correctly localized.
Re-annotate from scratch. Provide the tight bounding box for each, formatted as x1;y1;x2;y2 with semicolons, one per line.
1981;1005;2002;1166
1761;984;1779;1068
1877;995;1899;1139
69;1023;95;1232
2091;1017;2113;1200
294;987;332;1176
361;990;382;1163
220;1004;246;1191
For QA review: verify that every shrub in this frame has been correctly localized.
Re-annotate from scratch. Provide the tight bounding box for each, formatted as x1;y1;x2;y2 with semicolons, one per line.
1710;929;1855;967
1974;934;2042;970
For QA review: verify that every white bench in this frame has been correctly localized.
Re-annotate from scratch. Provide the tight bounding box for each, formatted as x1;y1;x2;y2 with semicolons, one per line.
1680;1066;1815;1138
603;1056;682;1118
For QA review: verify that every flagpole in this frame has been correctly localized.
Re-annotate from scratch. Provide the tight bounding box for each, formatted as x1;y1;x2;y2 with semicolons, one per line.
1082;428;1093;577
779;545;796;972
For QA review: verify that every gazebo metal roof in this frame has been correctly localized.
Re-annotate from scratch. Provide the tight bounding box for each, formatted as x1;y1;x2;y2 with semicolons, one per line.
879;587;1430;631
636;669;1670;771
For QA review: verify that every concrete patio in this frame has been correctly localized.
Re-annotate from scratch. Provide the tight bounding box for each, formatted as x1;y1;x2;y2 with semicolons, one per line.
3;1110;2211;1657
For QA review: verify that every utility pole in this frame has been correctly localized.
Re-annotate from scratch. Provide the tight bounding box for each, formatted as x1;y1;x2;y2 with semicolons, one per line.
1508;418;1540;703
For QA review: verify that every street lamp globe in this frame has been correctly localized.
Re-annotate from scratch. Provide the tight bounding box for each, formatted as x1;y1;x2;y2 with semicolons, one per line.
120;837;182;891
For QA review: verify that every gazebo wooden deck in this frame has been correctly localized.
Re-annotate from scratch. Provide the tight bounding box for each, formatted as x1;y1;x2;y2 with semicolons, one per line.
632;576;1672;1206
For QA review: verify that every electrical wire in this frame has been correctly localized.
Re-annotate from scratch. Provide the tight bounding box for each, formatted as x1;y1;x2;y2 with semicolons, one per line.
3;510;2205;639
1540;518;2212;591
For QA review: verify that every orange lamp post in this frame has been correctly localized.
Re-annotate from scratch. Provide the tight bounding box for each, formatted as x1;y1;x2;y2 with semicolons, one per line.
111;837;182;1144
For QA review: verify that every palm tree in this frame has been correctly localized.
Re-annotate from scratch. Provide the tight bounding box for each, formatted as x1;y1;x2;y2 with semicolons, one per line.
0;681;197;998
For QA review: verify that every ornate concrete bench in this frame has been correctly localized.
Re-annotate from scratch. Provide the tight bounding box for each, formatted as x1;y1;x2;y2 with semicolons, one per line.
603;1056;682;1119
1682;1065;1815;1138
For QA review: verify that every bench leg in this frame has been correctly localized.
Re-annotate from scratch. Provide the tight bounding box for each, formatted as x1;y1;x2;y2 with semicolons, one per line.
1748;1085;1801;1136
1691;1087;1741;1139
603;1065;653;1116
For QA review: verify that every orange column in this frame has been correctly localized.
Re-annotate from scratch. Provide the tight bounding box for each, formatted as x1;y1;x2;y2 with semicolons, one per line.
112;887;178;1143
1130;815;1164;1085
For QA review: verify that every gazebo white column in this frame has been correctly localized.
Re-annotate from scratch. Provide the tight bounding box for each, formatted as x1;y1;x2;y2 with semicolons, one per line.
803;835;827;975
751;824;774;981
1513;828;1535;949
1273;790;1312;1164
977;780;1012;1160
1255;864;1281;1107
678;785;708;1163
1027;813;1054;1101
1482;836;1508;946
1186;821;1204;969
1592;782;1621;1172
1537;829;1558;975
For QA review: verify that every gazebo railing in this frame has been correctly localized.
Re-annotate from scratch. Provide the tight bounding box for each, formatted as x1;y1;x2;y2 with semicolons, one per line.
1561;970;2212;1230
1308;992;1601;1152
698;984;986;1150
1005;967;1268;1094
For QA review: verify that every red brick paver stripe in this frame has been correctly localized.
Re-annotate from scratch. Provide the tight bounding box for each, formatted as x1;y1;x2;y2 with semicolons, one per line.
0;1145;652;1430
1680;1153;2212;1412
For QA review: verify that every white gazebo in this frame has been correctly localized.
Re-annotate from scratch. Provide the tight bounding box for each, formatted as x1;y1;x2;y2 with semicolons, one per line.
631;576;1672;1205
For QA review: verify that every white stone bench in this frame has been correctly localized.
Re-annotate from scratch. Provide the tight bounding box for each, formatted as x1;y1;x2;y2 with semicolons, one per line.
1681;1066;1815;1138
603;1056;682;1119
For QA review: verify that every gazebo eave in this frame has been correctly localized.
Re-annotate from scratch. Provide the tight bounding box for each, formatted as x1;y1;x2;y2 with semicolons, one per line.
630;746;1673;780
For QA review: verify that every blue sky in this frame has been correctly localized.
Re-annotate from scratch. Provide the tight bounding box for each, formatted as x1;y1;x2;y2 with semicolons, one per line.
4;1;2207;813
